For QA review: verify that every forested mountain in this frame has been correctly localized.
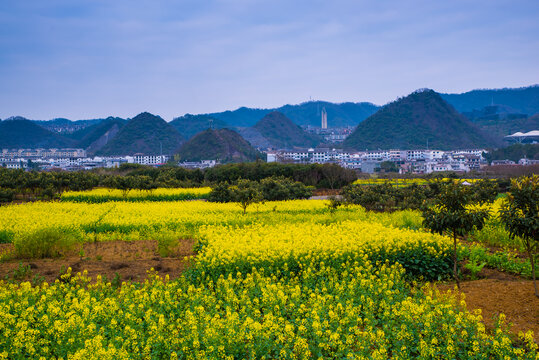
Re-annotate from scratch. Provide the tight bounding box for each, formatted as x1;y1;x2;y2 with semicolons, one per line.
199;101;380;127
33;118;103;133
0;118;75;148
441;85;539;115
96;112;184;156
169;114;228;139
66;117;127;154
253;111;322;149
343;90;501;150
177;128;261;163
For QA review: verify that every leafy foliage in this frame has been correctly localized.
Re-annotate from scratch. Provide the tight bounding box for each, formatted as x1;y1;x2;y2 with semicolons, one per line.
486;143;539;163
499;175;539;297
208;177;312;205
13;227;80;259
422;181;491;287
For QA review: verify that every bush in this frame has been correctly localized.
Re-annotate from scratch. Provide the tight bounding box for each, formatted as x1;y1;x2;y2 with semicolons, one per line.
260;176;313;201
0;188;15;204
13;228;80;259
208;177;313;203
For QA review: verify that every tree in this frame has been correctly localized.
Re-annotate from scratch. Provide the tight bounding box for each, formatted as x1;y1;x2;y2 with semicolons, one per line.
231;179;264;215
422;181;490;288
499;175;539;297
380;161;399;173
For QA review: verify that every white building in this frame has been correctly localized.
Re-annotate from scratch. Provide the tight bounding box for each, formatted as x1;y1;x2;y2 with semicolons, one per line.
133;154;169;165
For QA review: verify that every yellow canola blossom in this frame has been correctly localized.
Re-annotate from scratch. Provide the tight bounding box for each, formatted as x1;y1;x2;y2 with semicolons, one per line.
0;264;536;359
195;220;452;280
61;187;212;202
0;200;423;243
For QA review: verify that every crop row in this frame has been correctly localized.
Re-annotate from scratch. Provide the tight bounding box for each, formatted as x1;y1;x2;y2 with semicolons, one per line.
60;187;212;203
1;263;537;359
0;200;423;244
192;220;453;281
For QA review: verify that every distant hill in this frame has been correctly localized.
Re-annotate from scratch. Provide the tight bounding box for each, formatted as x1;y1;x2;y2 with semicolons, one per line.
253;111;322;149
473;113;539;139
97;112;184;156
177;128;261;163
0;118;75;149
441;85;539;116
343;90;501;151
67;117;126;154
197;101;380;128
33;118;103;133
277;101;380;127
169;114;228;139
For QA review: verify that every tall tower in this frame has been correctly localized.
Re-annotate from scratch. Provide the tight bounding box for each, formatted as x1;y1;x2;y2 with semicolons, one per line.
321;107;327;129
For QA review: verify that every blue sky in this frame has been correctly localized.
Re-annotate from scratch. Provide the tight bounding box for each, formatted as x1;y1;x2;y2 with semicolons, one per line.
1;0;538;121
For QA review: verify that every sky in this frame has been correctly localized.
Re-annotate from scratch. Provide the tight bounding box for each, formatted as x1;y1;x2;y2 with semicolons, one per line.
1;0;538;121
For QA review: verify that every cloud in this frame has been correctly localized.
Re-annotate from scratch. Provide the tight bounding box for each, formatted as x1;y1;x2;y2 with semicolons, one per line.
0;0;538;120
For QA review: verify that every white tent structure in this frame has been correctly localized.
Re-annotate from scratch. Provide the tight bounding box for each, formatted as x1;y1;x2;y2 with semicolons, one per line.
504;130;539;144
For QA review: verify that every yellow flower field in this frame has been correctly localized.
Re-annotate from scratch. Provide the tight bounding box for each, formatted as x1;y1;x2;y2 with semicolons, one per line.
60;187;212;202
0;198;537;358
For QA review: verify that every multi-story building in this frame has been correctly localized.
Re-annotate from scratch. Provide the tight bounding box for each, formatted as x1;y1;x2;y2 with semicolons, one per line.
133;154;169;166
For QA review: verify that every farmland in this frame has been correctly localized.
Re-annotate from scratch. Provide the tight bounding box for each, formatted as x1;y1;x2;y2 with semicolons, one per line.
0;187;538;358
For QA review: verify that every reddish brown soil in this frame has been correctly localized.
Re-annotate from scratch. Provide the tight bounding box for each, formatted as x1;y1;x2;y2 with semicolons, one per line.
437;268;539;343
0;239;195;284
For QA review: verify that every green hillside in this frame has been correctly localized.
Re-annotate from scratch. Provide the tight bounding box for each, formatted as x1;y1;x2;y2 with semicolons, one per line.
253;111;321;149
474;113;539;139
343;90;501;150
177;128;261;163
67;117;126;149
486;143;539;162
0;118;75;148
97;112;184;156
169;114;228;139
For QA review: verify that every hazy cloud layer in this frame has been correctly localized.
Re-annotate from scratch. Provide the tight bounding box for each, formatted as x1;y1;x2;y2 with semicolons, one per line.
1;0;538;120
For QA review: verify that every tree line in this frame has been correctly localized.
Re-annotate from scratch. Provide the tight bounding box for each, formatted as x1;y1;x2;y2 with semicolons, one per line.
0;162;357;204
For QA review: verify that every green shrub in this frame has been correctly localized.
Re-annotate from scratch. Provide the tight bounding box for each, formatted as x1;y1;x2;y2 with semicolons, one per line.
208;177;312;203
155;230;179;257
0;230;14;244
13;227;80;259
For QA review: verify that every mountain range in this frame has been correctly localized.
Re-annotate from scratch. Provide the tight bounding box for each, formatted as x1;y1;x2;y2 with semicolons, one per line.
1;85;538;159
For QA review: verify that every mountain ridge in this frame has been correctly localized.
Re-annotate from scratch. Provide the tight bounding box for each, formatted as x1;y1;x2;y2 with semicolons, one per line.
343;90;502;150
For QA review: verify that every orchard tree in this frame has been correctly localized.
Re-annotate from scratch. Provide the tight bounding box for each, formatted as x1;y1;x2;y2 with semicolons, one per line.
422;181;490;289
231;179;264;215
499;175;539;297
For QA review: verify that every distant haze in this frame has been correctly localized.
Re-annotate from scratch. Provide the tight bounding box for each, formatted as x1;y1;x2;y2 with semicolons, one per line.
1;0;538;121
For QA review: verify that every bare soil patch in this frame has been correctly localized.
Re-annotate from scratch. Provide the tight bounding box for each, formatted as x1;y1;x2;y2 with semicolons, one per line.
437;268;539;343
0;239;195;284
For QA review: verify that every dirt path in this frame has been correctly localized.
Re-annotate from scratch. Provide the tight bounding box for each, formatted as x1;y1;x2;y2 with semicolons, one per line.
437;269;539;343
0;239;195;284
